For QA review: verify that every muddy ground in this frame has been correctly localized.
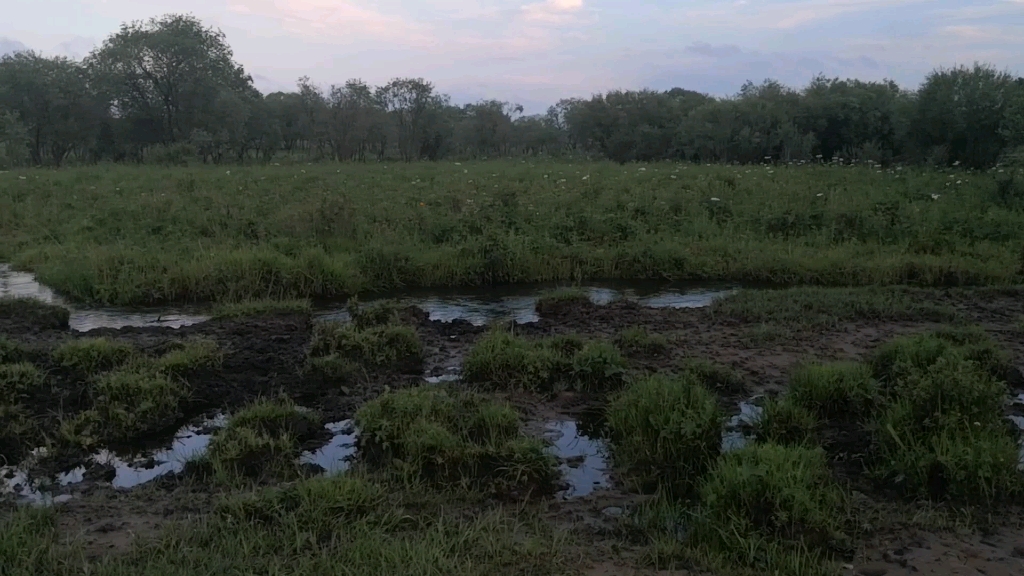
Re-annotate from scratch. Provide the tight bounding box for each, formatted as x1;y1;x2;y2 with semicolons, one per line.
2;291;1024;575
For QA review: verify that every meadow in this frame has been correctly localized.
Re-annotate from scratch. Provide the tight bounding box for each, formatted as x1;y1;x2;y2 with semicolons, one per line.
1;160;1023;305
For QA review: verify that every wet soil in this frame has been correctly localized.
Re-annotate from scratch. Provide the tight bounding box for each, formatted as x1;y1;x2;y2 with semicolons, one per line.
3;289;1024;575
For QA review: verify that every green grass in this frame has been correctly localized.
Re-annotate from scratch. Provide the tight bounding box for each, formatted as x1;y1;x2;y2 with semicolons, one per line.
0;403;36;462
607;373;723;495
462;329;627;392
154;338;222;374
210;298;311;319
0;362;44;399
711;286;957;327
347;298;413;330
534;287;591;315
309;321;424;373
756;398;819;447
194;397;319;484
0;297;70;329
0;475;571;575
51;337;136;374
355;386;558;494
787;362;877;420
615;325;669;355
690;444;850;576
4;162;1024;306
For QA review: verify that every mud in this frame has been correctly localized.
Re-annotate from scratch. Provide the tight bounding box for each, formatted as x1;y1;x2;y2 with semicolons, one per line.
3;285;1024;575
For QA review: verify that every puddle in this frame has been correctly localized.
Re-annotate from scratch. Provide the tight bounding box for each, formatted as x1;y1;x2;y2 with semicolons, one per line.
424;373;461;384
722;400;762;453
544;420;610;498
300;420;358;474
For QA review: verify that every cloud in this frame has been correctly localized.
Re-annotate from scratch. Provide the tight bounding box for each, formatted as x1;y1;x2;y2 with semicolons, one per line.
673;0;930;32
226;0;431;44
522;0;585;23
0;37;29;56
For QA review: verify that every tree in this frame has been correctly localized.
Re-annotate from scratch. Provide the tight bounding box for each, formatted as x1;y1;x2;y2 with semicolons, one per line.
87;14;256;146
0;52;98;166
376;78;448;161
0;109;30;168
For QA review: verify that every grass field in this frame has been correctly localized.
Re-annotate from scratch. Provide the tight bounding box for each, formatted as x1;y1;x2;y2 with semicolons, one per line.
2;161;1022;305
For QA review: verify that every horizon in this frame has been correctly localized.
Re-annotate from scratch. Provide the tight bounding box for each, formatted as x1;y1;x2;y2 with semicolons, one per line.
3;1;1023;114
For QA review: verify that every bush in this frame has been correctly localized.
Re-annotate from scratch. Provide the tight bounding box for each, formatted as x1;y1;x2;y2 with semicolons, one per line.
757;398;819;446
788;362;876;419
347;299;410;330
462;330;626;392
355;386;557;494
615;326;669;355
0;337;29;364
52;338;136;374
0;298;70;330
607;373;722;495
692;444;849;575
229;396;320;440
0;362;44;399
310;322;423;373
871;329;1011;386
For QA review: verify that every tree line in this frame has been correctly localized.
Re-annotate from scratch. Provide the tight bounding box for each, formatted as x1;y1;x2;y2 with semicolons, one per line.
2;13;1023;169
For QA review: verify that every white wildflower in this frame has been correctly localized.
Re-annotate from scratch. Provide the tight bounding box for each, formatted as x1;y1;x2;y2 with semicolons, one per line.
931;194;940;200
710;197;721;202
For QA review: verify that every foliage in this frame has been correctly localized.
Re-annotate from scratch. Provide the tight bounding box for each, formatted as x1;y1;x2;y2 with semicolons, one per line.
607;373;722;495
462;329;626;392
51;337;136;374
354;386;558;493
155;338;222;374
787;362;877;419
756;399;819;447
85;367;186;443
210;298;311;319
678;358;745;394
615;326;669;356
0;362;44;399
534;287;591;315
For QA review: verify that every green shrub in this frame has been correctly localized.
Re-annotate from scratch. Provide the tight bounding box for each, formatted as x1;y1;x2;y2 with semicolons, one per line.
348;298;408;330
52;338;136;374
310;322;423;373
535;287;590;315
615;326;669;355
212;298;311;319
217;474;389;530
229;396;320;440
757;399;819;446
678;358;745;394
788;362;876;419
0;362;44;399
355;386;557;493
872;330;1011;385
692;444;849;575
0;404;36;463
607;373;722;495
155;338;222;375
0;298;70;330
463;330;625;392
88;367;186;442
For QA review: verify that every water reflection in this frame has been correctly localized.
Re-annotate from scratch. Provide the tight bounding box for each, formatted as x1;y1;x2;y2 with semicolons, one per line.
722;401;762;453
300;420;358;474
544;420;610;498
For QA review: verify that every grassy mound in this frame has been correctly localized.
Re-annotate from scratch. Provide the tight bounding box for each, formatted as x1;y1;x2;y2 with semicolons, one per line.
197;397;320;484
678;358;745;394
462;329;627;392
756;398;819;447
154;338;222;375
211;298;311;319
0;362;45;399
607;373;722;495
355;386;557;494
787;362;877;419
691;444;850;576
534;287;591;316
310;321;423;373
616;326;669;356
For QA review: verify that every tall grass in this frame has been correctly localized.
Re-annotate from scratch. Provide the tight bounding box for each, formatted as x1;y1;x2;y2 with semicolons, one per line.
3;162;1023;305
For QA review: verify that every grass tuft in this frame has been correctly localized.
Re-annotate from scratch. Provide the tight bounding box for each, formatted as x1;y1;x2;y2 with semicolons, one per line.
347;298;412;330
535;287;591;315
0;362;45;399
155;338;222;374
310;321;423;373
0;336;30;364
462;329;626;392
678;358;745;394
607;373;722;495
756;398;819;447
75;367;186;444
788;362;877;420
0;404;37;463
691;443;849;576
615;326;669;355
355;386;558;494
51;337;136;374
211;298;311;319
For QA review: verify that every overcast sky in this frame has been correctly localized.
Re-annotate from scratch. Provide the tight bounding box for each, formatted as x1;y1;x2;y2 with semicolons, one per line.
2;0;1023;113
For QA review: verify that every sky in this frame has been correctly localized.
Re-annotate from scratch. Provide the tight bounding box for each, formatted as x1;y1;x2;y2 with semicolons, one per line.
2;0;1024;113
